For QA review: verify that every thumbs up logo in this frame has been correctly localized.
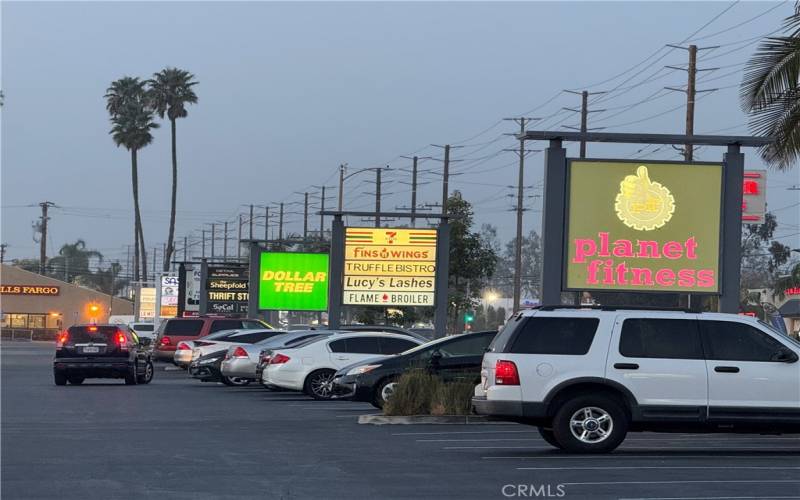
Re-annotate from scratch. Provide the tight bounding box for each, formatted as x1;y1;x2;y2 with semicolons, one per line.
614;165;675;231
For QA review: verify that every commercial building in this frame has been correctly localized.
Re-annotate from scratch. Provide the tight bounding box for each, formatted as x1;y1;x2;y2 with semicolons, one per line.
1;264;133;339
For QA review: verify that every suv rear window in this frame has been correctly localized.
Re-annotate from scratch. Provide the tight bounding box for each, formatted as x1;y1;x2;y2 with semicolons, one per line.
510;317;599;355
67;326;124;344
210;320;244;333
163;320;204;336
620;318;703;360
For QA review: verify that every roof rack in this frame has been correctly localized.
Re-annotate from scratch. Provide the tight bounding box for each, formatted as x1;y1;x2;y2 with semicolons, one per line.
534;305;701;313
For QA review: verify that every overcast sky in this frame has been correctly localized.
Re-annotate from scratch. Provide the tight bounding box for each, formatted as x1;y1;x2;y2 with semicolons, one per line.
2;1;799;268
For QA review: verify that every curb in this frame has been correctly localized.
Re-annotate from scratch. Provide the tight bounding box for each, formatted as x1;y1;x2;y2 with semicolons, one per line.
358;414;496;425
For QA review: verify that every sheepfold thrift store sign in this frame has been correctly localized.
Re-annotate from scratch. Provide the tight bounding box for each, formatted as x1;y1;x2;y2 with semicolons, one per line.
565;160;722;293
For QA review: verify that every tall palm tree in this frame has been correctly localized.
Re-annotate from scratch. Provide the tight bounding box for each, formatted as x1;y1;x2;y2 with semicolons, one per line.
741;5;800;170
147;68;198;271
105;76;159;282
47;239;103;282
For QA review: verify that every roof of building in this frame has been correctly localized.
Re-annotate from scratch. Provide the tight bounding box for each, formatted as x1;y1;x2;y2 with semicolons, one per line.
778;299;800;317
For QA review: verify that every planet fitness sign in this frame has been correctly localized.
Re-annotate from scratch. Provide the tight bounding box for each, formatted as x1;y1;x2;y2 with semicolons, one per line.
258;252;329;311
565;160;722;293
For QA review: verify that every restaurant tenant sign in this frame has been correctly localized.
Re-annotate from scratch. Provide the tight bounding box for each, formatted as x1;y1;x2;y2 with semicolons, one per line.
565;160;722;293
343;227;437;306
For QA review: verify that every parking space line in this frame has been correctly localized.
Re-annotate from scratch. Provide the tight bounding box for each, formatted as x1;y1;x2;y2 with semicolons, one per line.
392;429;530;436
516;465;800;470
482;455;797;460
561;480;800;486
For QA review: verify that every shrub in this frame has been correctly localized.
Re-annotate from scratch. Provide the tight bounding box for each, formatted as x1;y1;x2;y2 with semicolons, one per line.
431;380;475;416
383;369;475;416
384;369;442;416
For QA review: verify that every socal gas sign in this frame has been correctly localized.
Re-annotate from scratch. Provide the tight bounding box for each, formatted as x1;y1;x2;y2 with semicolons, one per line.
343;227;437;306
565;160;722;293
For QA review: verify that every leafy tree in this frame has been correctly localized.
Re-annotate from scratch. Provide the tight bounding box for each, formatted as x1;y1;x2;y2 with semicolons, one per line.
741;4;800;170
47;240;103;283
147;68;199;271
105;77;158;282
741;213;791;294
446;192;497;334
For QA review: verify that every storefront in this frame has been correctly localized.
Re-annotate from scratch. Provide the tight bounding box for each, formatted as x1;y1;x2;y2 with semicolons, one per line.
778;299;800;339
1;264;133;340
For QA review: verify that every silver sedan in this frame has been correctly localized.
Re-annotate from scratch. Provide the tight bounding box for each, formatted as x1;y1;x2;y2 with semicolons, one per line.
221;331;331;381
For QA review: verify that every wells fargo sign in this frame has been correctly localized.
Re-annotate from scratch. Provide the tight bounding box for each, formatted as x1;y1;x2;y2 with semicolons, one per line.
343;227;437;306
258;252;329;311
566;160;722;293
0;285;60;296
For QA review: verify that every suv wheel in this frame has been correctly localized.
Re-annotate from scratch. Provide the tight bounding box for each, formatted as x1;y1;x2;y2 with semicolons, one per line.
552;395;628;453
304;369;336;400
124;363;138;385
137;361;154;384
537;427;562;449
54;372;67;386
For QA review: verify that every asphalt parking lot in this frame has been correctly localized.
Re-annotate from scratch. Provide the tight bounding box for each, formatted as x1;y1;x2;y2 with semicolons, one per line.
2;341;799;500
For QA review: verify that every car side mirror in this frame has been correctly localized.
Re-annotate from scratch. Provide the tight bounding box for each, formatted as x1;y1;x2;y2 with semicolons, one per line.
771;348;798;363
429;350;443;364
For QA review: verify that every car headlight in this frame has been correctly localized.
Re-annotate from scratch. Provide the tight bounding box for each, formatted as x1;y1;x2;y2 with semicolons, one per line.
346;364;381;376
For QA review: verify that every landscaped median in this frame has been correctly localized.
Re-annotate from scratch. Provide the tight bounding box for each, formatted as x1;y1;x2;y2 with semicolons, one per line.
358;369;493;425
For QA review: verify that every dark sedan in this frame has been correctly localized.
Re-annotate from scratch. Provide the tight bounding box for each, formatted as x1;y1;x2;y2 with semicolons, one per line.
188;349;250;386
332;330;497;408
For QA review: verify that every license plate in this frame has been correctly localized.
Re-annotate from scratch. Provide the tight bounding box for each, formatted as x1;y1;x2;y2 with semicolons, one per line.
83;346;100;353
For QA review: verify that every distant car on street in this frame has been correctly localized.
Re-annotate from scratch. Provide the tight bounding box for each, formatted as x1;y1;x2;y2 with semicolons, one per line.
53;324;154;386
128;322;155;339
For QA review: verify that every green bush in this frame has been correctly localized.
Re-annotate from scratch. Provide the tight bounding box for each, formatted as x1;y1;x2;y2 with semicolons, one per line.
383;369;475;416
431;380;475;416
384;369;442;416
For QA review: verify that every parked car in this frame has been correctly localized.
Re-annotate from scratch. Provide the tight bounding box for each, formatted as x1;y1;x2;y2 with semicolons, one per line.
473;307;800;453
339;325;429;342
333;330;497;408
222;331;332;382
186;329;286;366
188;350;234;385
128;322;156;339
262;332;423;399
172;328;269;368
153;317;270;361
53;324;154;386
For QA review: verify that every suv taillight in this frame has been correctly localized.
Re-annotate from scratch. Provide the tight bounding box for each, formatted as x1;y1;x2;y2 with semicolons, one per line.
176;342;191;351
232;347;248;358
56;331;69;350
160;336;172;347
117;331;129;351
269;354;290;365
495;360;520;386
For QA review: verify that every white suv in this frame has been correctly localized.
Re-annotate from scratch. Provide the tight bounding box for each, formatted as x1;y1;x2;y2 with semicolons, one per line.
473;307;800;453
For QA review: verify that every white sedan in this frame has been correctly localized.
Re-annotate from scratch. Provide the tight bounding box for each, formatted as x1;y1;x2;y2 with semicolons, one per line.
262;332;422;400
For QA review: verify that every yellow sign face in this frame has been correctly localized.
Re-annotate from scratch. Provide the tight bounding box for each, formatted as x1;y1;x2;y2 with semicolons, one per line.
343;227;437;306
138;287;156;319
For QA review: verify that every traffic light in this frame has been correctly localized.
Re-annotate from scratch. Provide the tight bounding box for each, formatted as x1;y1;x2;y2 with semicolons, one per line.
464;311;475;323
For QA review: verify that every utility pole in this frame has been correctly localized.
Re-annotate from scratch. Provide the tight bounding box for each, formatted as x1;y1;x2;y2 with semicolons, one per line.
238;214;243;258
153;245;157;277
278;202;284;242
202;230;207;259
264;206;269;241
249;204;254;240
162;242;167;272
0;244;6;264
665;44;718;162
211;223;216;259
223;221;228;261
503;118;540;312
563;90;606;158
38;201;55;275
303;192;309;240
338;164;346;211
183;236;188;262
375;168;382;228
411;156;418;227
319;186;326;240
